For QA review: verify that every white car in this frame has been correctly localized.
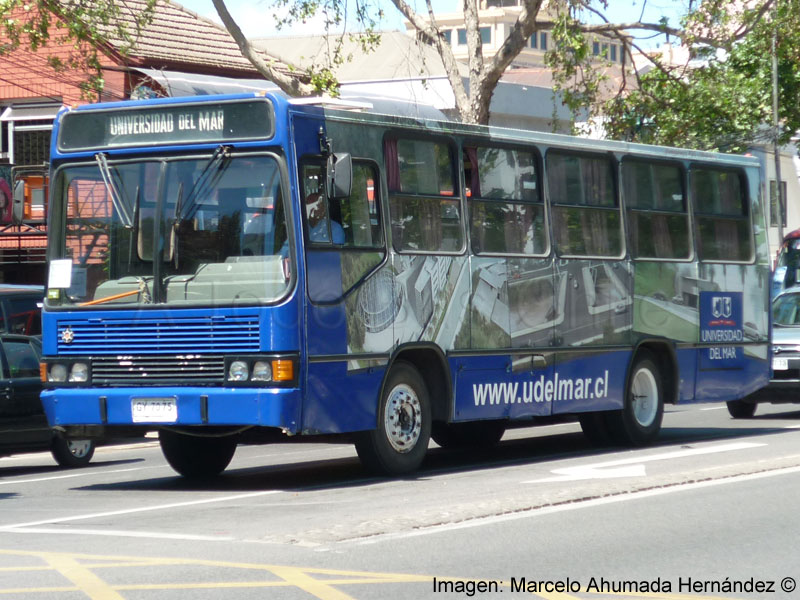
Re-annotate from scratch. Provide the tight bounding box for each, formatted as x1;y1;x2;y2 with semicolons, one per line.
728;286;800;418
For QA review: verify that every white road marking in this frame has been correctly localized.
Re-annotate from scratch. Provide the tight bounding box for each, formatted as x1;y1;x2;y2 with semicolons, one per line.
0;467;149;486
351;465;800;546
0;490;282;531
523;441;765;483
700;406;727;411
3;526;236;541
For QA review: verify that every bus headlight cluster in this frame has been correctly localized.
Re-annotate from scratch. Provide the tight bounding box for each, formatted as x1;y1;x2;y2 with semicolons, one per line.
45;361;90;383
224;357;294;385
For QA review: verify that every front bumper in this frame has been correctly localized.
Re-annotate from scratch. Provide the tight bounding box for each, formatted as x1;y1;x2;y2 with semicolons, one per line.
41;386;302;433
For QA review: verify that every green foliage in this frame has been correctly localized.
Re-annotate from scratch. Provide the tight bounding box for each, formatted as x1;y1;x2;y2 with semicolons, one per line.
599;0;800;152
0;0;156;99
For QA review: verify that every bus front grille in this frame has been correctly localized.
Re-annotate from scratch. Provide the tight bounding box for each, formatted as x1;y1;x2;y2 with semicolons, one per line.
56;315;260;355
92;355;225;385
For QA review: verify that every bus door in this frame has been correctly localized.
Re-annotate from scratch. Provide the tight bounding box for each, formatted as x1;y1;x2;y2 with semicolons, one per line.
301;157;388;434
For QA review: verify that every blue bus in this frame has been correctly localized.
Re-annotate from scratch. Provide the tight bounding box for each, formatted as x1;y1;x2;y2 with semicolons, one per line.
40;93;771;477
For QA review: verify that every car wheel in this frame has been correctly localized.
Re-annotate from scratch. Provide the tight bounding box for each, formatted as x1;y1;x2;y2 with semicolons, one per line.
607;350;664;446
355;361;431;476
159;430;237;478
51;437;95;468
726;399;757;419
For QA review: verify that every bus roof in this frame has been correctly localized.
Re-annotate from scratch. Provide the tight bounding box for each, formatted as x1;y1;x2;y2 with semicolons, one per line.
51;91;761;169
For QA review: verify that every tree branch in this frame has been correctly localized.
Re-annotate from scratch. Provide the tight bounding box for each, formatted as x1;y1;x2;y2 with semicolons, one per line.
211;0;314;96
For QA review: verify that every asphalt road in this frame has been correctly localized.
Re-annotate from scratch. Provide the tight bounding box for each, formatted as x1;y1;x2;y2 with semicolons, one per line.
1;401;800;600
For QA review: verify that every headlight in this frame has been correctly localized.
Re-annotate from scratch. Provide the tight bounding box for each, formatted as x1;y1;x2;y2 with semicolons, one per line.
251;361;272;382
69;362;89;382
49;364;68;382
228;360;249;382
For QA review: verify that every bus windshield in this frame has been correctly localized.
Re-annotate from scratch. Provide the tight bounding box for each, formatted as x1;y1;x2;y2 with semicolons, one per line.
50;153;290;307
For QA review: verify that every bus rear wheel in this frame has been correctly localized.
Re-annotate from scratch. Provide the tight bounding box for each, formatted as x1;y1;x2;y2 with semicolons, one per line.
608;351;663;446
355;361;431;476
159;430;237;478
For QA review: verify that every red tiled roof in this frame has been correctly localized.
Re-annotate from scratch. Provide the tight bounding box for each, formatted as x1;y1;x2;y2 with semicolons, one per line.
99;0;297;78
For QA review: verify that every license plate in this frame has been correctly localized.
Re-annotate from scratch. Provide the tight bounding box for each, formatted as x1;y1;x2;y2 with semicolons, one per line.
773;357;789;371
131;398;178;423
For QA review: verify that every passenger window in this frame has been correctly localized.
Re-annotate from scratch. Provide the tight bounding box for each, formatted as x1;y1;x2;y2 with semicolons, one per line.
466;146;546;255
547;151;622;257
300;161;383;249
691;167;752;262
339;163;383;248
301;163;342;245
623;161;690;260
385;138;463;253
4;340;40;378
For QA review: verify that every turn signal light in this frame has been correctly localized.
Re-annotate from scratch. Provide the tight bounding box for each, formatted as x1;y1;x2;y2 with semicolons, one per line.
272;359;294;382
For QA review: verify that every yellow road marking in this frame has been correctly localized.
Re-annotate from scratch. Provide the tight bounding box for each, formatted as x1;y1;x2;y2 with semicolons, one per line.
40;553;126;600
0;549;746;600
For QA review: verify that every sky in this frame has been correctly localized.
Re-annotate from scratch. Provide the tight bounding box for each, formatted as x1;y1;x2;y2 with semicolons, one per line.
175;0;685;45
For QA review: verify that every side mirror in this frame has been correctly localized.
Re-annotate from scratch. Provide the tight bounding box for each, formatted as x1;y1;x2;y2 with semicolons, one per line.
326;152;352;199
12;179;24;225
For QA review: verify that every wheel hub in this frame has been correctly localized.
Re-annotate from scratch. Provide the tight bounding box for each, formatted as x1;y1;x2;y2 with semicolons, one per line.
384;384;421;453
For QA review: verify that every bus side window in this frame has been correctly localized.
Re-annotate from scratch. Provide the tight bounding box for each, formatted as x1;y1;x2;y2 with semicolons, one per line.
466;145;546;256
336;162;383;249
691;167;752;262
385;137;463;253
623;160;690;260
547;151;622;258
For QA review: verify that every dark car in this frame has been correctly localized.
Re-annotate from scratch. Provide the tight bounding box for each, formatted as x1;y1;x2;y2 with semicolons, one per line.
728;286;800;418
0;285;43;336
0;333;95;466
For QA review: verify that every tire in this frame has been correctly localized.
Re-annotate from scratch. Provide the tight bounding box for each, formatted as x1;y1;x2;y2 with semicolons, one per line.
431;421;506;449
727;399;757;419
159;429;237;478
355;361;431;476
607;350;664;446
51;437;95;468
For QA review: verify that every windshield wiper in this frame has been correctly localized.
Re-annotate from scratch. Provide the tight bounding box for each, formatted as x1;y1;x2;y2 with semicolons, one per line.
95;153;133;228
176;145;232;224
127;186;141;270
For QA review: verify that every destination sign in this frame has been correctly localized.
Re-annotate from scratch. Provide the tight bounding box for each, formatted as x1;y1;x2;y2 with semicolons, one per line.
57;98;274;152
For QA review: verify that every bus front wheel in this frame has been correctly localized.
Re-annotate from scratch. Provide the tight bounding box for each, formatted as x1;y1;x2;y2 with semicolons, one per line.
355;361;431;476
159;430;237;478
608;351;664;446
51;437;95;467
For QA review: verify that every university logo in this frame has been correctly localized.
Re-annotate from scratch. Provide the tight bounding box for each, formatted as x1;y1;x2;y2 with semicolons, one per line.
711;296;732;320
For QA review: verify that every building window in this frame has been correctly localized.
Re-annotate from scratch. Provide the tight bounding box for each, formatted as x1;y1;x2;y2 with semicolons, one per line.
540;32;548;50
530;33;537;49
610;44;617;62
14;129;50;166
456;27;491;45
771;179;788;227
592;41;599;55
443;30;452;45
